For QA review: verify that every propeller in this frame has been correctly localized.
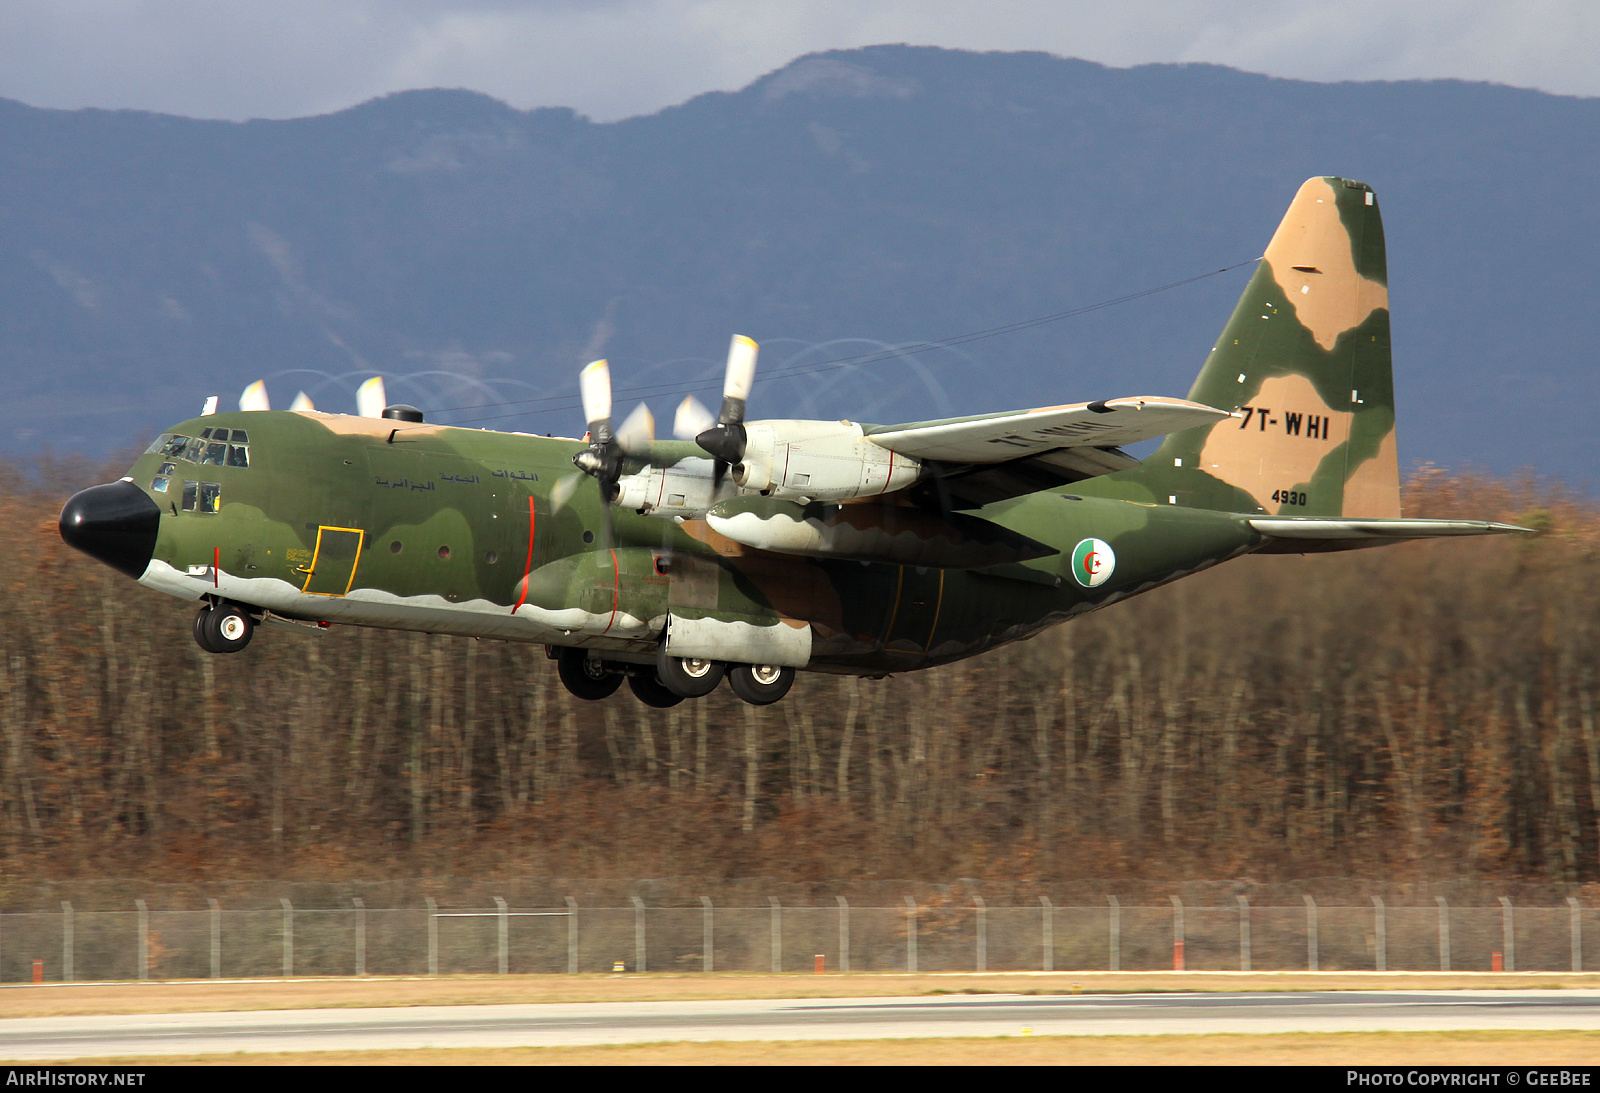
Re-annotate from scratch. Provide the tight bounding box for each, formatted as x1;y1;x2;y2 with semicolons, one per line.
673;396;715;441
694;334;758;485
239;380;270;412
356;376;387;419
569;360;630;545
289;391;315;411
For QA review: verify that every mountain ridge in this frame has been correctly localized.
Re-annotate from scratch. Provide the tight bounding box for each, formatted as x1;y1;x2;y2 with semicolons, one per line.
1;45;1595;482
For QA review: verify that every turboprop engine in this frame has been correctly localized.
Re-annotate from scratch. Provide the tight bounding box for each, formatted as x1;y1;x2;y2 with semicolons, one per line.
566;337;924;521
725;419;920;500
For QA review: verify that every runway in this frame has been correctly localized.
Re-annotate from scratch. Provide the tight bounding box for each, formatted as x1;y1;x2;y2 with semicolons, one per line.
5;990;1600;1059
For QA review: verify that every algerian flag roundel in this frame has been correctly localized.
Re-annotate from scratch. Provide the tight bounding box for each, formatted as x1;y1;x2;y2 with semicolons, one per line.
1071;538;1115;588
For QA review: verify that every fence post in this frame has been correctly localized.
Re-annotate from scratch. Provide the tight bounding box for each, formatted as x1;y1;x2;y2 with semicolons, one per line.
1238;896;1251;972
1437;896;1451;972
280;898;293;977
1570;896;1583;972
905;896;918;973
353;898;366;976
495;897;509;975
425;897;438;976
974;896;987;973
631;895;647;973
135;900;149;981
769;897;782;973
1040;896;1054;972
1500;897;1515;972
837;896;850;974
1373;896;1386;972
1304;895;1318;972
701;896;714;973
565;897;578;975
61;902;72;982
1171;896;1185;971
1108;896;1120;971
208;899;221;979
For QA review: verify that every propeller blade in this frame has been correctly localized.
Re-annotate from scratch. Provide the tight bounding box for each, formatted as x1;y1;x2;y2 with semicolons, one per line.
720;334;757;426
579;359;613;443
289;391;315;411
551;472;583;513
239;380;270;412
673;396;715;440
615;402;656;454
356;376;387;419
201;395;219;416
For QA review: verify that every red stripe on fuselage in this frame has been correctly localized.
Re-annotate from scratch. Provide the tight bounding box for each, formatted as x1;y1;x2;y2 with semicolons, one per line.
512;496;536;614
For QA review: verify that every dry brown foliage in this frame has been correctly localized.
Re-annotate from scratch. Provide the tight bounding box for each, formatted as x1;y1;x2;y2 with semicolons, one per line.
3;466;1599;896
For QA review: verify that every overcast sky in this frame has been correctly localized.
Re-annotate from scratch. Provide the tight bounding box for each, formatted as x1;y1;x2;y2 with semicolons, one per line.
2;1;1596;121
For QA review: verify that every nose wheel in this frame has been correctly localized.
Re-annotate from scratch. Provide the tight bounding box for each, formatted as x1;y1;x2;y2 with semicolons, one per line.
193;602;255;654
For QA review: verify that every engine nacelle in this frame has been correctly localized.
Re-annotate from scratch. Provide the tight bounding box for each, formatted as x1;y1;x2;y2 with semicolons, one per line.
613;458;720;517
732;420;920;501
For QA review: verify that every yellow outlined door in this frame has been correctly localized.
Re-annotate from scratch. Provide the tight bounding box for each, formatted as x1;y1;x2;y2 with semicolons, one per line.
300;526;365;596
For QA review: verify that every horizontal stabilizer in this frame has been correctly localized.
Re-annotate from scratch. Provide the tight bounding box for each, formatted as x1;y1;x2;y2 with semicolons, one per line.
867;397;1231;463
1250;517;1528;554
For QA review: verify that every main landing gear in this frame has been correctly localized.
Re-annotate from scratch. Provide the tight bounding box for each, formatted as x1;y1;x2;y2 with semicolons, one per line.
553;647;795;707
193;600;256;654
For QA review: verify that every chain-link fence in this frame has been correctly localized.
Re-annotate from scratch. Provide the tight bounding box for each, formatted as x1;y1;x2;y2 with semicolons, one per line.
2;895;1594;981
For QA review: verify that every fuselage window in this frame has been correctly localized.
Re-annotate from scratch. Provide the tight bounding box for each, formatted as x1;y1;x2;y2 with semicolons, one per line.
181;481;198;512
226;445;249;468
199;482;221;513
150;477;169;493
201;442;227;466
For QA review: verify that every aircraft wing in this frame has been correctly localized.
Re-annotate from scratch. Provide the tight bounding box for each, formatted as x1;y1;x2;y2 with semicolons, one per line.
866;397;1232;508
867;397;1232;461
1250;517;1529;554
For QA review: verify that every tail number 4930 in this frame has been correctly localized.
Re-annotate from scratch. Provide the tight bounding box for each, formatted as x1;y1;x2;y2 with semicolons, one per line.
1271;489;1307;507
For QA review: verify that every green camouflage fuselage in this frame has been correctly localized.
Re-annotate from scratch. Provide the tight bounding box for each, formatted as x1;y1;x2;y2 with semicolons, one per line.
127;409;1259;675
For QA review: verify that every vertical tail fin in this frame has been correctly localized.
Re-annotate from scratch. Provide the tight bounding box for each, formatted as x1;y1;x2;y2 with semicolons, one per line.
1142;177;1399;517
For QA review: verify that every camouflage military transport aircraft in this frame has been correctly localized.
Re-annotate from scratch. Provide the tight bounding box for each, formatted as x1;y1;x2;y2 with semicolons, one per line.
60;177;1522;706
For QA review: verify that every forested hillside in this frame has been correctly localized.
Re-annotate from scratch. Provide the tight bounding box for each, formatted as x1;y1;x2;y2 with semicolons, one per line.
3;462;1595;888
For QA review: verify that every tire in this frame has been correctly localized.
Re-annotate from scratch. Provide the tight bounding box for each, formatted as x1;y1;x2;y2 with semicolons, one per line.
728;663;795;705
193;605;216;652
656;652;725;698
556;647;622;701
202;603;254;654
628;671;685;709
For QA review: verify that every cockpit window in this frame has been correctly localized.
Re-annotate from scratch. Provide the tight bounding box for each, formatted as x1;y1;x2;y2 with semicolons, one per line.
156;432;252;468
199;482;221;513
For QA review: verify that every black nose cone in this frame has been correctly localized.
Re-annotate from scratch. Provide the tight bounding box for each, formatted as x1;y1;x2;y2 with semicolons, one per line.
59;480;161;580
